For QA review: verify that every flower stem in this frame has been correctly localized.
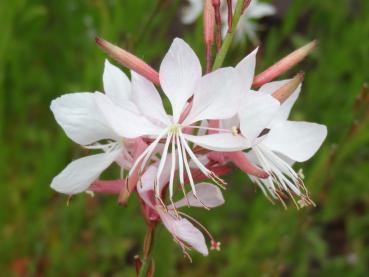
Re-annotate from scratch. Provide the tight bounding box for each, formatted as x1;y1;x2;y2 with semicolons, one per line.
212;0;245;70
138;225;157;277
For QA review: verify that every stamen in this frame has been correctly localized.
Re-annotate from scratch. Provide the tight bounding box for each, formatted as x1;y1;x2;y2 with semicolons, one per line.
129;129;167;176
155;133;173;196
179;131;226;189
252;144;314;208
186;125;232;134
175;134;190;207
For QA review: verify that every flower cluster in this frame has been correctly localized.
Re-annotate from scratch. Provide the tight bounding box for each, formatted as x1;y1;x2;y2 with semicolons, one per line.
50;37;327;257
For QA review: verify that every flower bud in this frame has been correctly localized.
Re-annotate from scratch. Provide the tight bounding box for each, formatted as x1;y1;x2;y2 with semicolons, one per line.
272;72;304;103
95;36;160;85
253;40;316;87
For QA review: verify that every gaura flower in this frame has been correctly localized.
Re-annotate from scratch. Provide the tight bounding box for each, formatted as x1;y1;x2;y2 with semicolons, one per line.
214;48;327;207
95;38;249;203
50;60;152;195
240;80;327;207
137;162;224;257
181;0;276;44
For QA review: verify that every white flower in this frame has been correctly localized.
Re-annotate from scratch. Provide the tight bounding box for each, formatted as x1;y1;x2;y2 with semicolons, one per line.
242;80;327;206
228;50;327;206
49;60;154;195
94;38;248;203
181;0;276;44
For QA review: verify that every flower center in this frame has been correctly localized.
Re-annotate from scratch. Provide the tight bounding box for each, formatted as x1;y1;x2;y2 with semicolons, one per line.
169;123;181;135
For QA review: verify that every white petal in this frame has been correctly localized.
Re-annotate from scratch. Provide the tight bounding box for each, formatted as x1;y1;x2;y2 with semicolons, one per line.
50;93;119;145
131;71;170;125
220;115;240;130
263;121;327;162
51;149;121;194
159;210;208;256
183;67;243;125
94;92;162;138
235;48;258;90
174;183;225;208
239;92;280;143
258;79;301;124
103;59;132;106
159;38;202;122
184;133;250;152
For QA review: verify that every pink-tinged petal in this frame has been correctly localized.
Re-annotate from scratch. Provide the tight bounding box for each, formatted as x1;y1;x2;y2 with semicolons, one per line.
89;179;124;194
239;92;280;143
183;67;243;125
131;71;170;125
235;48;258;90
118;139;148;205
159;209;209;256
160;38;202;122
103;59;131;106
137;159;172;207
263;121;328;162
50;93;119;145
259;80;301;124
94;92;162;138
225;151;269;178
174;183;225;208
184;133;250;152
51;149;121;195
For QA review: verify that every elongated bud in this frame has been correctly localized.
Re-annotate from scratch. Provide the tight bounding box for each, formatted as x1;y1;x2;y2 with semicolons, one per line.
212;0;222;51
253;40;317;87
204;0;215;72
227;0;233;33
134;256;142;275
272;72;304;103
95;36;160;85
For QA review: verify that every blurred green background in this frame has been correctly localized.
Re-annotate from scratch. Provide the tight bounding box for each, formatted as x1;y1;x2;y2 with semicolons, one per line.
1;0;369;276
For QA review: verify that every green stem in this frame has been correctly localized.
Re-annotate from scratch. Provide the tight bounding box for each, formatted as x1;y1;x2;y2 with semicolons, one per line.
212;0;244;70
138;225;157;277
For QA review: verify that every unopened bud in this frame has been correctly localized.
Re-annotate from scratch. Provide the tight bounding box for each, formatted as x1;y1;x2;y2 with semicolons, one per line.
204;0;215;45
95;36;160;85
272;72;304;103
204;0;215;72
253;40;317;87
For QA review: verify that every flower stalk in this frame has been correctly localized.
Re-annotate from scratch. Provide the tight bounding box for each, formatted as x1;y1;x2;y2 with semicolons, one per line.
212;0;245;70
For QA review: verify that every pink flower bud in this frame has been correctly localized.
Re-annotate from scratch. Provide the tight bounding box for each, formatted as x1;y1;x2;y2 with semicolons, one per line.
253;40;317;87
95;36;160;85
272;72;304;103
204;0;215;72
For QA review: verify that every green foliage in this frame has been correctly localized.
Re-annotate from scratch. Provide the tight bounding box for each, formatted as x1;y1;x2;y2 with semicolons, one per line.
1;0;369;276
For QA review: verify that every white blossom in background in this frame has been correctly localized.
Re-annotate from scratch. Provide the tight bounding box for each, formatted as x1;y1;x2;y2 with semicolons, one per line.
181;0;276;44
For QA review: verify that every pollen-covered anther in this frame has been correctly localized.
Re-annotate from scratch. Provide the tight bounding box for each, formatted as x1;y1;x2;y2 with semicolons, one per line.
231;126;240;136
210;240;221;251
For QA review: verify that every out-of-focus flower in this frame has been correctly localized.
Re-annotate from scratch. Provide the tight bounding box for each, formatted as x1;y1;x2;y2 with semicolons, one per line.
181;0;276;44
